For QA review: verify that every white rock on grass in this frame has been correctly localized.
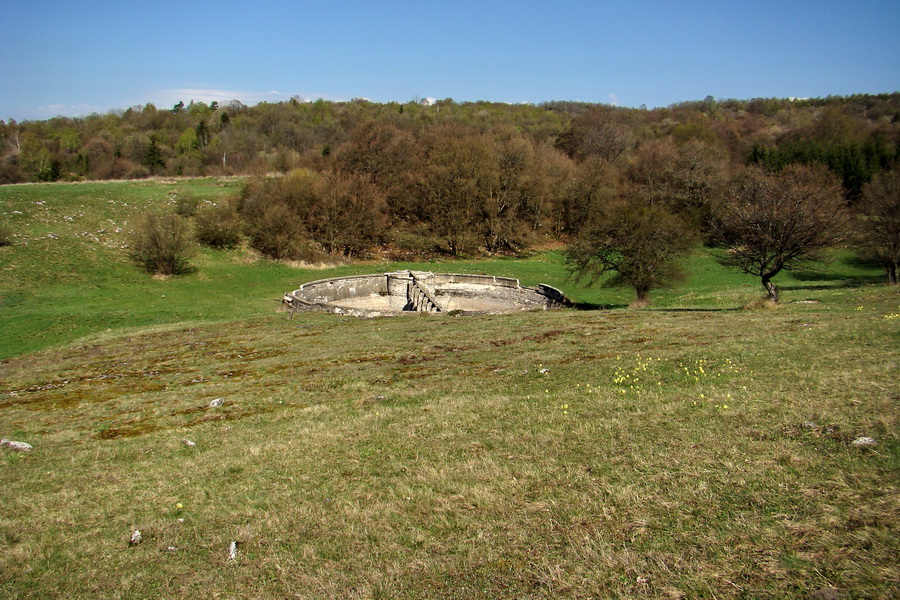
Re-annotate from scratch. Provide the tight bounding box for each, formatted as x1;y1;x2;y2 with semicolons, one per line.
181;439;197;447
129;530;142;546
851;436;877;448
1;439;33;452
209;398;225;408
227;541;238;562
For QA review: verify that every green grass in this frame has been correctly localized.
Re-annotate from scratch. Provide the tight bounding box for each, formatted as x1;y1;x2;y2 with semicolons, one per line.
1;179;898;599
0;179;887;358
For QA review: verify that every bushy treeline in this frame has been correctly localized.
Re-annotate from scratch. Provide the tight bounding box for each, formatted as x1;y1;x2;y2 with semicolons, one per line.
2;94;897;188
0;98;572;183
6;94;899;290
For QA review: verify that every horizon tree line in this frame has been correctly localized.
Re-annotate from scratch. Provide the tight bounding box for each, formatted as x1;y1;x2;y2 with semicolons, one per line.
1;94;897;300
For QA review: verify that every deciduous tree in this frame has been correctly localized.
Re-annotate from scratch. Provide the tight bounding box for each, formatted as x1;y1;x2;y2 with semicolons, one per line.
566;200;698;306
175;128;200;156
556;157;618;236
334;121;420;221
557;106;635;162
307;172;387;257
714;165;847;302
420;127;499;255
857;169;900;284
624;139;726;230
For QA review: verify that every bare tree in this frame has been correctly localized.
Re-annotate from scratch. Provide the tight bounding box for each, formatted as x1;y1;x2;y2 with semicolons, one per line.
857;169;900;284
420;127;499;255
714;165;847;302
333;121;421;221
556;106;635;162
624;138;727;230
307;172;387;257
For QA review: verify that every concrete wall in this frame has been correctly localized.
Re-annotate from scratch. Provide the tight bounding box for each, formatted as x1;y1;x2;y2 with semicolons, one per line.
294;274;388;304
431;273;521;288
283;271;571;315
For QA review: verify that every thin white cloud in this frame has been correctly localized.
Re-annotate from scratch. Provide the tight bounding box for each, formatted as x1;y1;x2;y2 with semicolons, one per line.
18;103;109;120
155;88;288;107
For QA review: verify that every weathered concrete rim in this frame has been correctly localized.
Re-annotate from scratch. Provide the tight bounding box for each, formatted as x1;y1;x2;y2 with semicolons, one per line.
282;270;571;317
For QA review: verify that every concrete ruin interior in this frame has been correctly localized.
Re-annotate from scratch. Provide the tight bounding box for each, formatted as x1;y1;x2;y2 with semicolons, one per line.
283;270;571;317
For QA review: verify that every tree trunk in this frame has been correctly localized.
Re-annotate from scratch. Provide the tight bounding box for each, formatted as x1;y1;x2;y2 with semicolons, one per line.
761;275;778;303
633;287;651;307
889;263;898;285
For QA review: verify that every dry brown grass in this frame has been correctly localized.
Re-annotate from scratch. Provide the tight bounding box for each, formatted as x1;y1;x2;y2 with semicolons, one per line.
1;287;898;599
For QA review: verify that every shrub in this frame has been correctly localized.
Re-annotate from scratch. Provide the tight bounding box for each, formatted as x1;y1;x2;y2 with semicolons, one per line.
173;194;201;217
0;163;23;185
387;222;442;257
243;199;317;260
306;172;387;257
129;212;197;275
238;170;388;260
122;162;149;180
195;203;244;249
0;226;13;247
238;173;318;260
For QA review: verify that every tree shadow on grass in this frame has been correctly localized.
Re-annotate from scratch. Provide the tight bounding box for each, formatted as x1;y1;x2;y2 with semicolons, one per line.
570;302;738;313
780;273;883;291
779;282;878;292
787;257;884;288
647;307;741;313
571;301;628;311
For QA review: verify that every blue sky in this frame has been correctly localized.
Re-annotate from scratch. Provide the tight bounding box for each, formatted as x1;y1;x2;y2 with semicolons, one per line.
2;0;898;121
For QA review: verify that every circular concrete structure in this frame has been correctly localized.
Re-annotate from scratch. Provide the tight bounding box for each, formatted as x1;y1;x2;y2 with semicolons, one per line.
282;271;570;317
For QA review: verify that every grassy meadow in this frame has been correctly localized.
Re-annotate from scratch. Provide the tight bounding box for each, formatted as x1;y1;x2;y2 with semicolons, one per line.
1;179;898;598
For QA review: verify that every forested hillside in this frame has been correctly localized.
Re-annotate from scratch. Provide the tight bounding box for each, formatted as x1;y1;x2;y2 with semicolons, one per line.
2;95;898;269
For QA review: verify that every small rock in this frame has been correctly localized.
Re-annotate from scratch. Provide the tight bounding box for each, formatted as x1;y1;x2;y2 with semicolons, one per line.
167;546;177;552
812;587;841;600
129;530;142;546
851;436;877;448
181;439;196;447
209;398;224;408
227;540;238;562
1;439;33;452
